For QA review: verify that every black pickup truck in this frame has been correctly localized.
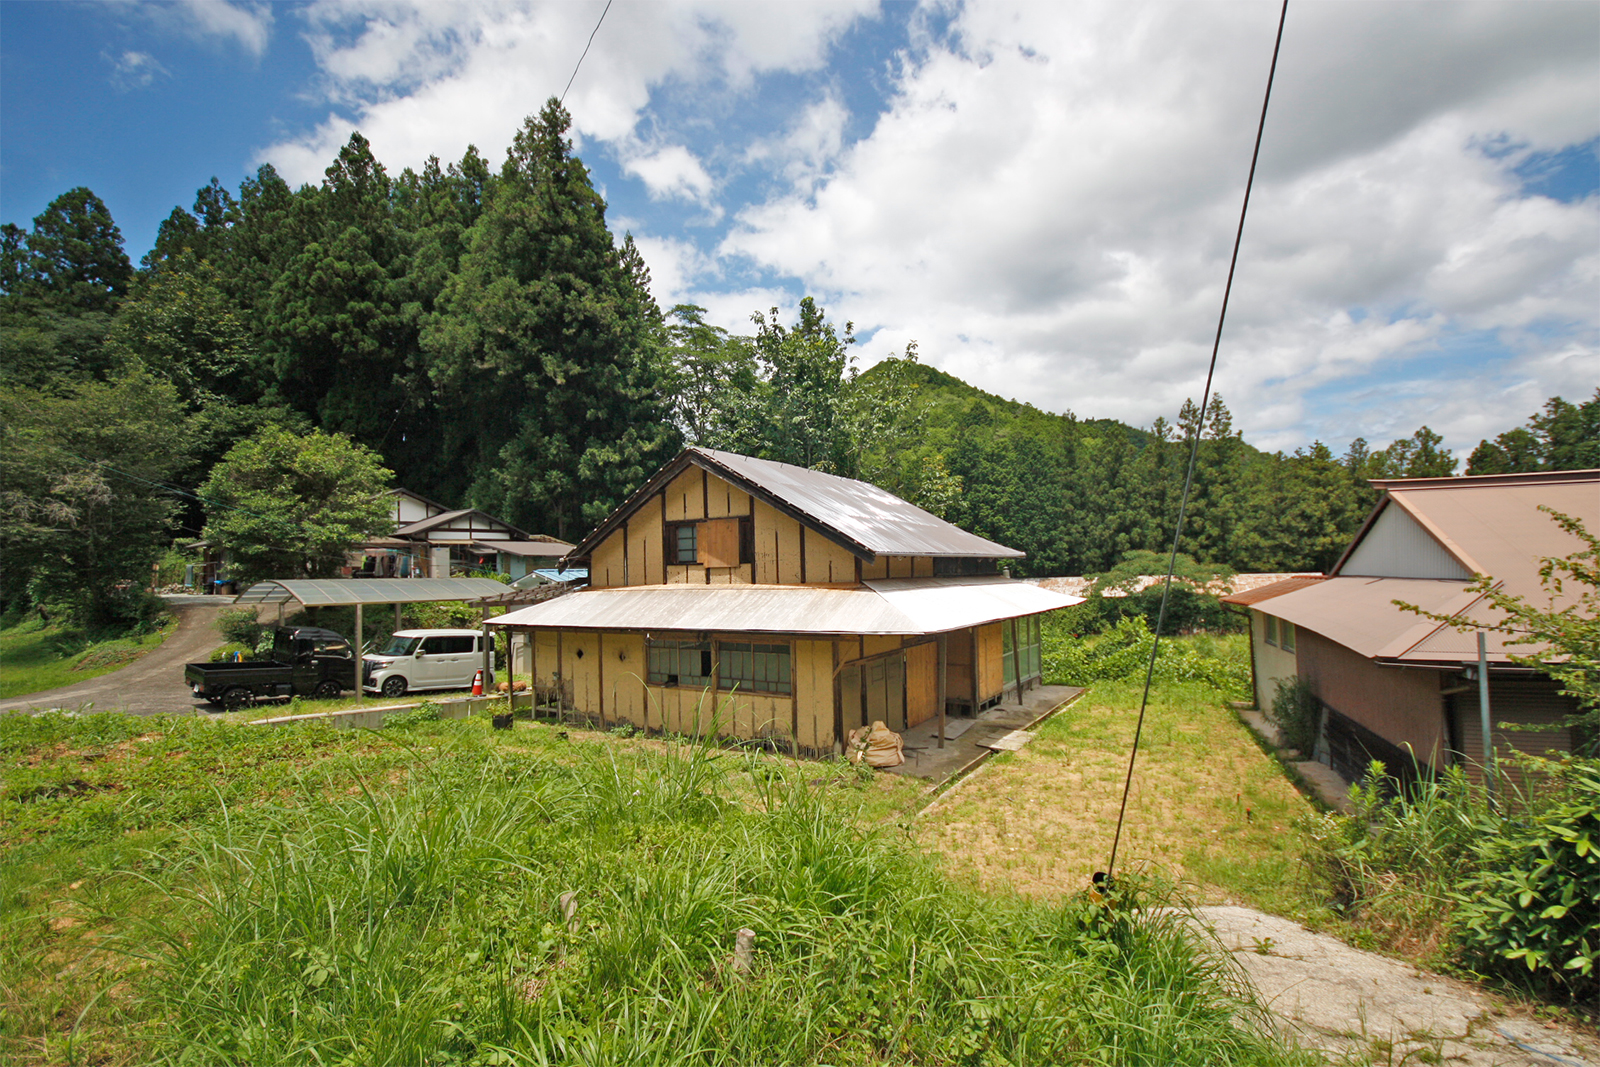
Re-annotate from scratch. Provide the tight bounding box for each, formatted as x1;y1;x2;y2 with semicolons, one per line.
185;626;355;709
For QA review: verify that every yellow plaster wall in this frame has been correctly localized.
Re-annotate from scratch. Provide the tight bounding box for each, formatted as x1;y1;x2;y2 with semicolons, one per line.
628;497;664;585
752;500;803;584
590;532;624;589
664;468;705;522
605;632;647;728
793;639;837;752
805;535;858;585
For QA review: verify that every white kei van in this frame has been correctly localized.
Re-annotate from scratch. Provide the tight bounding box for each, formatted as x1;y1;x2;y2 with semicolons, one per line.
362;629;492;697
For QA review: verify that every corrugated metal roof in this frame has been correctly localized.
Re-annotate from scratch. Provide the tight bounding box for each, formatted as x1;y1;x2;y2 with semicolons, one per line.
567;447;1024;563
488;576;1083;637
1218;575;1327;606
232;577;510;607
696;449;1024;559
395;509;532;539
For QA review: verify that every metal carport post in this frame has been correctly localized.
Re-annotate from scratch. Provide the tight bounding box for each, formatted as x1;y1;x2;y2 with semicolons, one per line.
231;578;513;702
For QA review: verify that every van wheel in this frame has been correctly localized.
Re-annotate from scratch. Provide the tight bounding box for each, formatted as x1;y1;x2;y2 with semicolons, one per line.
381;676;408;698
222;687;250;710
313;680;342;700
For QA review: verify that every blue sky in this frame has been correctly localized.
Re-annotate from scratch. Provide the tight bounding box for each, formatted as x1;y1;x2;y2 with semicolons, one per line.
4;1;1596;460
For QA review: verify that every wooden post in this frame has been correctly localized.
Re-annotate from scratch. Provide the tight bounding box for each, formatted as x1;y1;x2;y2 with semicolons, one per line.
556;630;565;722
1011;618;1023;705
937;632;948;750
598;632;607;729
393;602;402;632
733;928;755;975
531;629;540;714
353;601;363;703
970;628;979;712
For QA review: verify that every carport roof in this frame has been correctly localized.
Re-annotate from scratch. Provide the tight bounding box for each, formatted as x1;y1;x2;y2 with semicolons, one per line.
233;577;510;607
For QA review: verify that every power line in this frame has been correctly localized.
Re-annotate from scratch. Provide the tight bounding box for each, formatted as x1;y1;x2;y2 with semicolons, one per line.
1104;0;1289;884
561;0;613;106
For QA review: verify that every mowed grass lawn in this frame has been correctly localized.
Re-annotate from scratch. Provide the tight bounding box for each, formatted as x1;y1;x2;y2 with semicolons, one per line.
920;675;1318;916
0;619;176;700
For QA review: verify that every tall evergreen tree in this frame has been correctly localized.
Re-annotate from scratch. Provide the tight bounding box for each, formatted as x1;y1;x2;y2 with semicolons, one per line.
424;99;678;537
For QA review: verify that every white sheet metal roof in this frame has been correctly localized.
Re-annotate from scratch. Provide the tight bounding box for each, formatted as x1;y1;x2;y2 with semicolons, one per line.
233;577;510;607
488;575;1083;636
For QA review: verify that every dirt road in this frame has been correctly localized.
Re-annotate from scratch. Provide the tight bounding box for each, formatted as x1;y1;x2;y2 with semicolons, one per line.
0;597;231;717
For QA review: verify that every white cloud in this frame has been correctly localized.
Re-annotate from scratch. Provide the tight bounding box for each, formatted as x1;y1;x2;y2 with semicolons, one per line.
107;50;169;92
259;1;873;184
715;2;1599;454
146;1;274;57
621;144;716;203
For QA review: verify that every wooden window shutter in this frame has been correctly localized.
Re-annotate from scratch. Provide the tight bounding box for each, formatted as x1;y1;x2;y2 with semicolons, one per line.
699;518;740;568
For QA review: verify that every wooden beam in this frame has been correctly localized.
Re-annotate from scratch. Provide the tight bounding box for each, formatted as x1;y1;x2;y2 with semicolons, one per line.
937;632;947;750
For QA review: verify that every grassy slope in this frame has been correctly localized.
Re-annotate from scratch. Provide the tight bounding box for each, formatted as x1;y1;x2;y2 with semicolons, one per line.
0;618;176;700
0;709;1310;1067
918;676;1315;915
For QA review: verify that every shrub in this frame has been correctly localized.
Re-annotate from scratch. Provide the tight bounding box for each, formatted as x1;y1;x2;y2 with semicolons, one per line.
1044;615;1250;697
1270;676;1321;755
1452;759;1599;1002
215;607;264;649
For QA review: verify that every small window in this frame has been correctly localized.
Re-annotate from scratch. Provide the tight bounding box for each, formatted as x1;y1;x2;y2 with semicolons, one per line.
739;517;755;565
1263;615;1278;647
647;639;712;687
1280;622;1296;654
668;522;698;565
718;642;792;695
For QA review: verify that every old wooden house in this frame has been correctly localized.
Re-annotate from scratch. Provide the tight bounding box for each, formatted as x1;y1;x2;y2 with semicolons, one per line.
489;448;1081;755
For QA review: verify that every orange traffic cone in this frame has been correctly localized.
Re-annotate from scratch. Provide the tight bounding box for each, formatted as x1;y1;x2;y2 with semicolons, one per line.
471;668;484;696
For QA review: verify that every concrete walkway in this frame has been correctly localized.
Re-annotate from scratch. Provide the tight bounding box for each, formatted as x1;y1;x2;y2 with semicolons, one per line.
0;597;231;717
1197;906;1598;1066
883;684;1086;786
1232;703;1354;813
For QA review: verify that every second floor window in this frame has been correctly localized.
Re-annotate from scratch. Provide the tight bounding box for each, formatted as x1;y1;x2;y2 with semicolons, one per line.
669;522;697;564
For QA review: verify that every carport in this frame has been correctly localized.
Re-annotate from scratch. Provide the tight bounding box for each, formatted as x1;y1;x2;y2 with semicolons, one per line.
233;578;511;701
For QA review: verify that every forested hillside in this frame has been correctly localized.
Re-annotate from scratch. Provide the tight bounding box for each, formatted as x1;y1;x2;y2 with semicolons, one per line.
3;98;1597;626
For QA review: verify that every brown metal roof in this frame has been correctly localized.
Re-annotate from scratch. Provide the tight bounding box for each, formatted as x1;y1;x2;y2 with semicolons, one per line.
472;539;573;557
1219;575;1327;606
487;575;1082;637
567;447;1025;564
1332;469;1598;593
1255;577;1481;660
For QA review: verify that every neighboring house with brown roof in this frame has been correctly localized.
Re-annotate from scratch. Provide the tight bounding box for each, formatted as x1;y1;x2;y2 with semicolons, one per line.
487;447;1083;756
354;489;572;580
1222;470;1598;785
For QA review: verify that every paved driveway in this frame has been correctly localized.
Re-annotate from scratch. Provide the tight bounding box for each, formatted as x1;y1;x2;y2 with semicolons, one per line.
0;597;232;717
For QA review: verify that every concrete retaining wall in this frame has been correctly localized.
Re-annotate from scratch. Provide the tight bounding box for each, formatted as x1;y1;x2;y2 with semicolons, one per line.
251;691;533;730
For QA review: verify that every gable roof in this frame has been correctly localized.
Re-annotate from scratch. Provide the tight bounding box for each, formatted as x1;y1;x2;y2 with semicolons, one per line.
396;508;532;539
1254;469;1598;666
1333;469;1597;592
568;447;1024;563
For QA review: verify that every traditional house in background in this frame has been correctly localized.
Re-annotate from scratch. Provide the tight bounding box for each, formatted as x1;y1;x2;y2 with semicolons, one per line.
1222;469;1598;785
352;489;573;581
488;448;1083;755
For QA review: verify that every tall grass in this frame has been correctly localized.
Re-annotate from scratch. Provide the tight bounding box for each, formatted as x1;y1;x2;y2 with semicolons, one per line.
122;737;1308;1066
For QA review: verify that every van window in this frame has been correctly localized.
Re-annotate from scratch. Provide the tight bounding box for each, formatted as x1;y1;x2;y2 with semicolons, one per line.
422;636;475;655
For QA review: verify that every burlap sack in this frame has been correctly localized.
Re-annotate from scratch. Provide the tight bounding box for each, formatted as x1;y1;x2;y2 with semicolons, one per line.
847;719;904;768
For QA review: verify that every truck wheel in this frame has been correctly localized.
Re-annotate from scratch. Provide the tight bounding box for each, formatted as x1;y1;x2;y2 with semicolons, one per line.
313;680;342;700
222;687;250;710
381;676;408;698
